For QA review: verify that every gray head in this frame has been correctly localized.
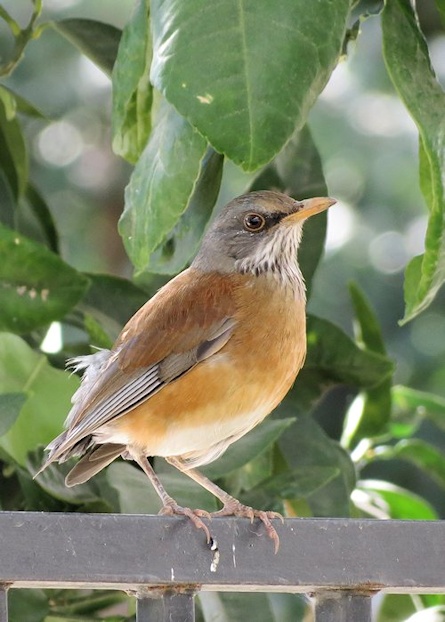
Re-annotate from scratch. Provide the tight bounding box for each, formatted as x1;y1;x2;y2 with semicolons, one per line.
192;190;335;289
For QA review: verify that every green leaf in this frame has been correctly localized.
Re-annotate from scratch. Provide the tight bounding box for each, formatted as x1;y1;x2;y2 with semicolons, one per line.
9;589;49;622
26;184;59;254
0;85;46;120
288;314;394;417
382;0;445;322
46;590;129;617
107;461;161;513
52;19;121;77
16;467;69;512
0;97;28;199
341;283;392;446
199;593;309;622
203;418;295;480
349;281;386;353
250;125;328;293
0;392;26;436
151;0;350;170
0;224;89;334
227;445;274;493
305;315;393;387
12;91;46;119
27;447;111;508
83;313;113;349
437;0;445;26
279;416;356;517
392;384;445;432
82;272;148;327
388;439;445;489
112;0;152;163
0;333;79;465
357;479;438;520
108;460;218;513
0;85;17;119
119;98;207;273
147;148;224;274
0;167;15;228
376;594;417;622
80;273;150;344
242;465;339;509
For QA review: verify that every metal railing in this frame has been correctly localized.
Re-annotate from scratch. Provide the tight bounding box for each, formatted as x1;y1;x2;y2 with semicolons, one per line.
0;512;444;621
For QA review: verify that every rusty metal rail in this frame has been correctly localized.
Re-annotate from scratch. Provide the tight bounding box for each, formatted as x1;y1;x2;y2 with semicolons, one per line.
0;512;443;621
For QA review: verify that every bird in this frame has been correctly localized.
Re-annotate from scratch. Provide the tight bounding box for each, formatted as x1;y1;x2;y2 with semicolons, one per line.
36;190;335;552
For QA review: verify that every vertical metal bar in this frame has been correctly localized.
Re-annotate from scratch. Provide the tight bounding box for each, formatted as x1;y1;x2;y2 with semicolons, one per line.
314;591;372;622
137;591;195;622
0;586;8;622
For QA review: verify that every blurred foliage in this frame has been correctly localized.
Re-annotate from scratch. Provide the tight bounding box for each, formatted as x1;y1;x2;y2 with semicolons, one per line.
1;0;445;620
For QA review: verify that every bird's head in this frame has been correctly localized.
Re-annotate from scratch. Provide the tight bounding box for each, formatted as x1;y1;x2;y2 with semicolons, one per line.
193;190;335;292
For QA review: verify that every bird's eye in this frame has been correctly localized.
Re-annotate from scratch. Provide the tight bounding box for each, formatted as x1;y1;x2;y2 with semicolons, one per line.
243;213;266;232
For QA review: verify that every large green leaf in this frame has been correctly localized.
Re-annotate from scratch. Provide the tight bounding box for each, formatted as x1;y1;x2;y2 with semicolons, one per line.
0;85;46;120
52;19;121;77
0;392;26;436
376;594;417;622
147;148;224;274
27;448;113;509
0;97;28;200
26;184;59;254
357;479;438;520
150;0;350;170
112;0;152;163
203;417;295;480
0;224;89;334
436;0;445;26
382;0;445;322
279;416;355;517
287;314;394;417
107;460;218;513
341;283;392;447
8;90;46;120
0;85;18;119
242;465;339;510
8;589;49;622
0;333;78;465
0;168;15;228
107;462;161;513
119;98;208;273
250;125;328;294
391;385;445;432
81;272;149;341
377;439;445;490
305;315;393;387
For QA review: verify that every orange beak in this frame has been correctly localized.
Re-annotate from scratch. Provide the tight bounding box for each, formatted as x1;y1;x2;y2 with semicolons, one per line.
284;197;336;223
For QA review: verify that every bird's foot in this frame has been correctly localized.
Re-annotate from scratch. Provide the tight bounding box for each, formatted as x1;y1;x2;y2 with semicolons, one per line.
211;501;283;553
160;501;212;544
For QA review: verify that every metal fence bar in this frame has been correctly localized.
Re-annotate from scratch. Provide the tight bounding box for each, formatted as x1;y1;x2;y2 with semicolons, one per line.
314;591;373;622
0;587;7;622
1;512;444;593
136;592;195;622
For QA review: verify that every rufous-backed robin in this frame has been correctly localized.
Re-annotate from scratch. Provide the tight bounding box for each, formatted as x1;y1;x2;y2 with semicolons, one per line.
37;190;335;551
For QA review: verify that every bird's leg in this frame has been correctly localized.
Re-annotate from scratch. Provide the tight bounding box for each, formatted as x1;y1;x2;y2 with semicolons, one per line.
167;457;282;553
133;453;211;543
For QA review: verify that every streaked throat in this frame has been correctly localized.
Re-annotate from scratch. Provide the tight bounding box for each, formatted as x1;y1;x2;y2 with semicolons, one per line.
235;226;306;298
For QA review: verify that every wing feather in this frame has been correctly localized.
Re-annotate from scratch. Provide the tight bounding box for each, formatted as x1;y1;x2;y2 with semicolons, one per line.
41;269;238;468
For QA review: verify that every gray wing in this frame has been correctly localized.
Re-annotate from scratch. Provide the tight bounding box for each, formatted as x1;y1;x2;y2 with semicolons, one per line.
38;317;236;470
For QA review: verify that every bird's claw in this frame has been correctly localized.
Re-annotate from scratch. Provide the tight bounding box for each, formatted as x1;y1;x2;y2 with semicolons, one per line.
211;502;282;553
160;502;212;543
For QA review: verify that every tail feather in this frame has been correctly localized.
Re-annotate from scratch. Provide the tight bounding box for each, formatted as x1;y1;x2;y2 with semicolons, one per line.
65;443;125;486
